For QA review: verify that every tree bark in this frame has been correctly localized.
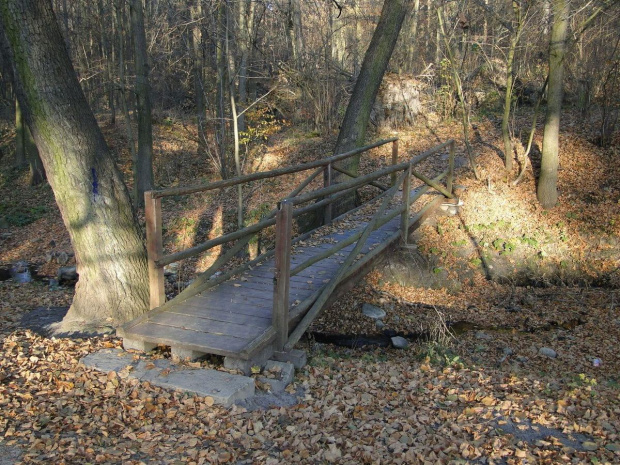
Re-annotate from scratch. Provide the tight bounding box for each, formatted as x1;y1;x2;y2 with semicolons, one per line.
129;0;154;208
15;97;45;184
538;0;569;209
334;0;410;160
330;0;409;216
24;117;45;186
0;0;149;330
14;97;26;166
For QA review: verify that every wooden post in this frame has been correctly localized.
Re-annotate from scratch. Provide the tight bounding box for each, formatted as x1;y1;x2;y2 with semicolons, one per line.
145;191;165;309
400;164;411;244
447;140;455;195
273;199;293;350
391;139;399;186
324;163;333;225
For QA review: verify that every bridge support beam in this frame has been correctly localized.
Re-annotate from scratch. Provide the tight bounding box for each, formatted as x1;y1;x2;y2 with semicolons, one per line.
273;199;293;351
145;191;165;309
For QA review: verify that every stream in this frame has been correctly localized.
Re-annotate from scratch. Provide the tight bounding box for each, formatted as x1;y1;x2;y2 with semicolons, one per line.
308;318;585;349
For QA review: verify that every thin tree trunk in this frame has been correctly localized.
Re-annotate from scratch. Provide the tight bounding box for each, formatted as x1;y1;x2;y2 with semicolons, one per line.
538;0;569;209
25;121;45;186
226;0;243;229
502;0;525;173
216;0;228;179
15;97;45;184
238;0;256;133
437;5;479;179
408;0;420;72
0;0;149;330
287;0;303;67
98;0;116;125
129;0;154;208
116;0;137;169
191;0;206;155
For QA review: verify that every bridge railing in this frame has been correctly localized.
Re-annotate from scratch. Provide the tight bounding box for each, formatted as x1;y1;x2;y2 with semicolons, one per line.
272;140;457;350
144;138;399;311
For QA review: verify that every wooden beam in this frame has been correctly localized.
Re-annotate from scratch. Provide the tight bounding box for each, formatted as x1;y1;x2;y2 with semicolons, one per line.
273;199;293;350
145;191;165;309
324;163;333;225
447;140;455;195
410;169;454;199
332;165;389;192
153;138;398;198
400;164;411;244
391;139;399;186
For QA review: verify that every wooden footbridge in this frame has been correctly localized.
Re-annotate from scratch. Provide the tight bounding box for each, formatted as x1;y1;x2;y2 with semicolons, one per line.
119;139;458;371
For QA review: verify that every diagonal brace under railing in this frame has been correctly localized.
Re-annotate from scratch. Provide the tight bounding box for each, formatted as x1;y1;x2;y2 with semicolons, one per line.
280;169;409;351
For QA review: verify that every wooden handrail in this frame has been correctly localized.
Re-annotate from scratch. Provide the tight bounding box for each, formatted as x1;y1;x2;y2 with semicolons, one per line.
289;170;449;277
151;138;397;199
144;138;457;313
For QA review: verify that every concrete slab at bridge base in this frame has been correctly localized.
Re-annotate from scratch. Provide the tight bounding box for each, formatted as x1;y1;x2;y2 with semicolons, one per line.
80;349;255;407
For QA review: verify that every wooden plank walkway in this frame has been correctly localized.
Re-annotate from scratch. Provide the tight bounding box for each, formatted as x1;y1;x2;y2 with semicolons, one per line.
119;214;402;358
119;193;445;364
118;138;457;367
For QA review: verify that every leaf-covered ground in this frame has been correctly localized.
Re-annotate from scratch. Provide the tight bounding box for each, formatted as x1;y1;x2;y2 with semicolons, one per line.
1;109;619;463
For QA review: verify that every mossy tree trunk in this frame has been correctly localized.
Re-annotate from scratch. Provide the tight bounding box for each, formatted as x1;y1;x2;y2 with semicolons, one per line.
538;0;570;209
0;0;149;331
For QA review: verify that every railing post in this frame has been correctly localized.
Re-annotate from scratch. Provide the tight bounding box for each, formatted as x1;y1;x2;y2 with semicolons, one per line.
273;198;293;350
447;140;455;195
391;139;399;186
324;163;333;225
400;164;411;244
145;191;165;309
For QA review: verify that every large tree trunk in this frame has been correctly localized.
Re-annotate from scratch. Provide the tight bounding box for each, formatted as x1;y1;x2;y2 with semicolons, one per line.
0;0;149;331
129;0;154;208
537;0;569;209
331;0;409;216
334;0;410;159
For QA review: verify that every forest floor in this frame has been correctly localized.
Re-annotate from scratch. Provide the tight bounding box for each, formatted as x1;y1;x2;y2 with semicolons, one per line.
0;108;619;464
